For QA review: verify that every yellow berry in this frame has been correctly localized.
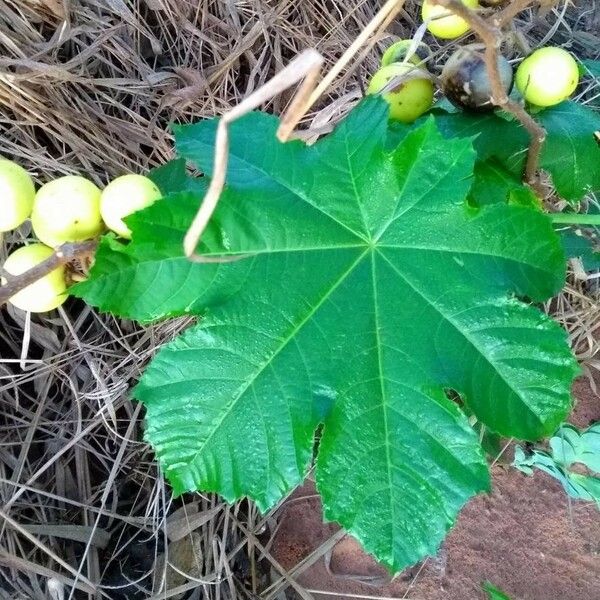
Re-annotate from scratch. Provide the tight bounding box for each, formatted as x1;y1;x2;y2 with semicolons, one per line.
2;243;67;312
422;0;479;40
367;64;434;124
100;174;162;239
32;176;103;248
0;159;35;232
515;47;579;107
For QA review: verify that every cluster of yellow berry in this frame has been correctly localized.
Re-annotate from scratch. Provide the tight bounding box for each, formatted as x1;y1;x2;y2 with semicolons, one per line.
1;160;161;313
366;0;580;123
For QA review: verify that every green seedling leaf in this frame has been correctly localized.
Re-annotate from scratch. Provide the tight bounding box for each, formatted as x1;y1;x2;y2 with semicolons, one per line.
550;422;600;472
514;423;600;508
77;98;579;572
483;581;513;600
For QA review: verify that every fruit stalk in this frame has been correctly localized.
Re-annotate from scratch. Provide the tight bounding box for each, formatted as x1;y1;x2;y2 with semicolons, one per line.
492;0;545;28
0;240;97;307
429;0;546;191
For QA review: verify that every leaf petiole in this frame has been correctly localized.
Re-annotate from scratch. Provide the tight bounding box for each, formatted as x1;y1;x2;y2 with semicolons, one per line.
549;212;600;226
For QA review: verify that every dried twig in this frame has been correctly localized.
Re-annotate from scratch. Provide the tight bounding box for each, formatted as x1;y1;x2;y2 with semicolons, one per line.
431;0;547;190
493;0;542;28
0;240;97;307
182;49;324;260
305;0;407;110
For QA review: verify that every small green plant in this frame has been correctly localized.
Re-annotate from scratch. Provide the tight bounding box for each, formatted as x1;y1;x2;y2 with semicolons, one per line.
514;423;600;508
483;581;513;600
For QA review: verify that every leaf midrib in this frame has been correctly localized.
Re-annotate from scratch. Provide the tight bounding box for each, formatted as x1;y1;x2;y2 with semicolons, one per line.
179;248;370;469
377;249;545;429
189;138;369;242
379;242;558;283
375;136;472;241
370;251;396;555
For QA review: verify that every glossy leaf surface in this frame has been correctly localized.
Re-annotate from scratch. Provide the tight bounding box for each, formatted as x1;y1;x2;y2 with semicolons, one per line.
75;98;579;571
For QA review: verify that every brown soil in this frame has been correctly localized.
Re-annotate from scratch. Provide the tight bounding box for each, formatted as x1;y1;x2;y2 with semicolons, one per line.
272;377;600;600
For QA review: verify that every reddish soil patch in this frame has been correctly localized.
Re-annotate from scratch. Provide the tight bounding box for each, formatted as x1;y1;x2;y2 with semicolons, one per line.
272;377;600;600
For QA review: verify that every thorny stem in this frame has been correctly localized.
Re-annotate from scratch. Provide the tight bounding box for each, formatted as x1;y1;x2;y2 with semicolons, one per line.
431;0;547;192
0;240;97;307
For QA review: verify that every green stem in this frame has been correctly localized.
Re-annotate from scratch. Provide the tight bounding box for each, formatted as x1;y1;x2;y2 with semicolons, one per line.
549;213;600;226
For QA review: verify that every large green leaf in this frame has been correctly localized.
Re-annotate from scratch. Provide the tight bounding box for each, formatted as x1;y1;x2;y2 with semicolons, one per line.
73;164;254;321
149;157;206;197
536;102;600;199
389;101;600;201
71;192;251;322
76;98;579;572
470;159;540;208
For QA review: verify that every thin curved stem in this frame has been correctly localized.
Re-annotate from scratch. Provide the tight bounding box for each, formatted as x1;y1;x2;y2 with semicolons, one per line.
182;49;324;260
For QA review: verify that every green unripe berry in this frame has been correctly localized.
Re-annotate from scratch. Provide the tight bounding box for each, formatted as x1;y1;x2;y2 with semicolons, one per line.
367;64;434;124
515;47;579;107
100;174;162;239
381;40;431;69
422;0;479;40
